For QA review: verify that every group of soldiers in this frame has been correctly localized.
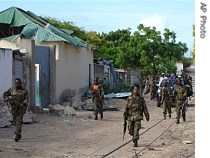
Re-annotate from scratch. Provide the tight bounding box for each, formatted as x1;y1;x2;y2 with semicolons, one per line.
123;73;193;147
145;73;192;122
3;75;192;148
89;74;192;147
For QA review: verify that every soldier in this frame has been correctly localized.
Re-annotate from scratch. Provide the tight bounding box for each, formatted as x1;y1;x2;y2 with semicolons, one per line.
150;78;157;100
123;84;150;147
3;78;29;142
173;78;187;124
160;81;172;119
89;78;104;120
143;77;150;95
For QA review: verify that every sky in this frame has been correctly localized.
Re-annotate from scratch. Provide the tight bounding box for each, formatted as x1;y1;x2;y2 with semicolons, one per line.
0;0;195;57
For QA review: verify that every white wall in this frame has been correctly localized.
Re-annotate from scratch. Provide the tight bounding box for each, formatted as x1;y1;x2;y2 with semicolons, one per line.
0;39;19;50
0;48;13;97
55;42;93;102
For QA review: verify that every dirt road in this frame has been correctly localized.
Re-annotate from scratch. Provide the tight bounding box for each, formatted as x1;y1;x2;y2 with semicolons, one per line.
0;74;195;158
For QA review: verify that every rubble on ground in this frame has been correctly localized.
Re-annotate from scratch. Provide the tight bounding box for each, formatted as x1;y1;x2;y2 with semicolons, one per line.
49;102;76;116
0;100;37;127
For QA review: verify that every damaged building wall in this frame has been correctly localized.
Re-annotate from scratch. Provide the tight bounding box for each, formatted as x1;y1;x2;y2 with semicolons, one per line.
94;64;114;89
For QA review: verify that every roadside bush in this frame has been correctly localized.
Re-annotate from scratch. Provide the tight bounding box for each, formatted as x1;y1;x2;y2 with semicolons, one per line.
111;82;132;93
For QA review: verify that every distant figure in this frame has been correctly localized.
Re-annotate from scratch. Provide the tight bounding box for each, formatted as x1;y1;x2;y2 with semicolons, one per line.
123;84;150;147
159;73;165;85
173;78;188;124
3;78;29;142
89;78;104;120
170;73;177;80
160;81;172;119
143;77;150;95
150;78;157;100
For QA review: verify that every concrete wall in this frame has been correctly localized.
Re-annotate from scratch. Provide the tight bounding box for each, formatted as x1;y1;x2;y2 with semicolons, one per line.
0;39;18;50
94;64;104;80
0;40;94;104
43;42;93;103
0;48;13;97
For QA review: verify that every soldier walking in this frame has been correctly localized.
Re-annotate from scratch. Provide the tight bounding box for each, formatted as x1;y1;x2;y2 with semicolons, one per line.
3;78;29;142
123;83;150;147
174;78;187;124
89;78;104;120
160;81;172;119
150;78;157;100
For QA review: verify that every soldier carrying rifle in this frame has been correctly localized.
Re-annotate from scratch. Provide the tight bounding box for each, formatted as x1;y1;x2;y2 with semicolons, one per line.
3;78;29;142
89;77;104;120
123;83;150;147
173;78;187;124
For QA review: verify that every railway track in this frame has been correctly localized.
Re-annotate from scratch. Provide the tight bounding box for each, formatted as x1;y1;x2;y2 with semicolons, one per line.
85;96;195;158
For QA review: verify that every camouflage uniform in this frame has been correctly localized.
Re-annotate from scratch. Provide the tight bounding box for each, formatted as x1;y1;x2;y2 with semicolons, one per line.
124;94;150;147
90;83;104;120
150;79;157;100
143;78;150;95
3;86;29;141
160;83;172;119
174;82;187;124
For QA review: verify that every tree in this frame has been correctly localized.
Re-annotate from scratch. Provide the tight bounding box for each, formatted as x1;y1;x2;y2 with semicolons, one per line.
191;25;195;65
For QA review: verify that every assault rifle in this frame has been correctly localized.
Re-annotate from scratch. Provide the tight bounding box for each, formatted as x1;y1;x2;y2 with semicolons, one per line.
7;97;20;111
123;119;127;141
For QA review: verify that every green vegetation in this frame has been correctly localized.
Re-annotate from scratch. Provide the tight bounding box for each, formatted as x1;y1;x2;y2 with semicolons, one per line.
45;17;194;78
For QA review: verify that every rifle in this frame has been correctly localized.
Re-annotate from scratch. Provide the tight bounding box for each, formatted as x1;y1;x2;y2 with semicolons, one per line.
7;97;20;112
123;118;127;141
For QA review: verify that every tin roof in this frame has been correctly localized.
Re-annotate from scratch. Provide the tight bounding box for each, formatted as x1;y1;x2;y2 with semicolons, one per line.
0;6;88;47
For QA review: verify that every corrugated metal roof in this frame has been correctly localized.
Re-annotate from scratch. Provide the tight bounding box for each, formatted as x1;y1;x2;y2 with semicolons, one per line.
2;34;19;41
45;23;79;46
0;7;88;48
21;23;39;38
0;6;32;26
36;27;69;43
61;28;74;35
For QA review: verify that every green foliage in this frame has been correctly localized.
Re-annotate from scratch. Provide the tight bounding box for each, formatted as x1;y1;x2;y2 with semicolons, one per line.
191;25;195;65
44;17;87;40
157;61;177;74
43;15;191;77
111;82;132;93
181;57;193;67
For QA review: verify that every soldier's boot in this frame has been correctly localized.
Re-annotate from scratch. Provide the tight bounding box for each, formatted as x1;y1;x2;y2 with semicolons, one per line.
164;115;166;120
94;115;98;120
100;113;103;119
133;140;138;147
176;119;180;124
169;114;171;118
15;134;21;142
183;116;186;122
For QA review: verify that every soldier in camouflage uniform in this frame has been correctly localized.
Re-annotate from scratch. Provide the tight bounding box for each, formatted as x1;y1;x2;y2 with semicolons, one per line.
173;78;187;124
3;78;29;142
90;78;104;120
123;84;150;147
150;78;157;100
160;81;172;119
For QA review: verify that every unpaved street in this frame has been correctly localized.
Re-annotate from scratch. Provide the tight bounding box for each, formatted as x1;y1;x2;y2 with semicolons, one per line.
0;73;195;158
